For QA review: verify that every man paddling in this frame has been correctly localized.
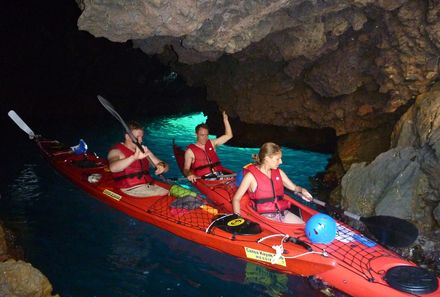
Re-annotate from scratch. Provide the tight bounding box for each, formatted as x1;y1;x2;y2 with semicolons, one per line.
184;111;233;182
108;121;169;197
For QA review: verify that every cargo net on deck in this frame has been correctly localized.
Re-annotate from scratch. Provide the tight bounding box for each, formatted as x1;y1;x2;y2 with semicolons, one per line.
147;194;220;232
209;181;400;282
300;222;398;282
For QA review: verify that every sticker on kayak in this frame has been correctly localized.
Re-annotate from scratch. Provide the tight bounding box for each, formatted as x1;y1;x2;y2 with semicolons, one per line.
335;224;376;247
103;189;122;201
245;247;286;266
227;218;245;227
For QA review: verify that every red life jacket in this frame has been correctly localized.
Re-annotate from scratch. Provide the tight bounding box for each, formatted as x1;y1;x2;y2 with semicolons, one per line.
188;141;223;176
111;143;153;188
246;164;290;214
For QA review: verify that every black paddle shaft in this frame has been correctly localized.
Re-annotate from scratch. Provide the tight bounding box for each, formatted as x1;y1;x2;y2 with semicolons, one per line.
97;95;145;154
97;95;164;175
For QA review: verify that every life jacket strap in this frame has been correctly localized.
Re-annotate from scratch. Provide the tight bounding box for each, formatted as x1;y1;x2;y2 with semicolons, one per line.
253;195;284;204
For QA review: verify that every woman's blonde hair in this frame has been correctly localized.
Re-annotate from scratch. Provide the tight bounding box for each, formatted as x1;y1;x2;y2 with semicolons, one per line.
252;142;282;165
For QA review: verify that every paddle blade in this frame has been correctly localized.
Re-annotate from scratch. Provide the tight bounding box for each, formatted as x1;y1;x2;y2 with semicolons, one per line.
360;215;419;248
97;95;130;131
97;95;144;153
8;110;36;139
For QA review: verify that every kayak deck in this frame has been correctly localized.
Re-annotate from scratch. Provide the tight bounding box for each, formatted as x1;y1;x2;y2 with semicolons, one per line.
38;139;218;232
196;177;401;280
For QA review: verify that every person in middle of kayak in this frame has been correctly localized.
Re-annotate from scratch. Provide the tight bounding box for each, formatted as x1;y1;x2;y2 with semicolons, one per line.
232;142;313;224
183;111;233;183
108;121;169;197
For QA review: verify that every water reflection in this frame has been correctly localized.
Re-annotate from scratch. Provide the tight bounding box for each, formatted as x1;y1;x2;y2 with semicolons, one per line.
142;113;329;188
8;165;40;202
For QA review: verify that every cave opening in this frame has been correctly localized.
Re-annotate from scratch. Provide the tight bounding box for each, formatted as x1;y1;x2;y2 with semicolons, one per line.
2;0;336;154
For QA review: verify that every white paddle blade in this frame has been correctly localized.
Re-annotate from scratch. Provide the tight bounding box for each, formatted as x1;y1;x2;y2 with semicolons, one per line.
8;110;36;139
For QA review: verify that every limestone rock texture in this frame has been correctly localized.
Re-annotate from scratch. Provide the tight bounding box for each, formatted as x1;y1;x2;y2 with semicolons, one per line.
341;82;440;246
0;224;58;297
77;0;440;247
77;0;438;133
0;260;58;297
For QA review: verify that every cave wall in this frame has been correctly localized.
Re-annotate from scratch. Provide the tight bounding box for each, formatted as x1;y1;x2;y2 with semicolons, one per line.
339;82;440;249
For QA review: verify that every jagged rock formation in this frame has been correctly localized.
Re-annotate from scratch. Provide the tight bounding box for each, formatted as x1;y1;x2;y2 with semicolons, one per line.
0;260;58;297
0;224;58;297
76;0;440;251
339;82;440;256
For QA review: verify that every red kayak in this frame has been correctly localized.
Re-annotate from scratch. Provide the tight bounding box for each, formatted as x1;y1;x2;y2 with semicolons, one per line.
8;111;348;279
173;142;440;297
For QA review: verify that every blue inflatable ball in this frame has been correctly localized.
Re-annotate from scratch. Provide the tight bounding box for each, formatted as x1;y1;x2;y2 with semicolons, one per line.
305;213;337;244
235;170;244;187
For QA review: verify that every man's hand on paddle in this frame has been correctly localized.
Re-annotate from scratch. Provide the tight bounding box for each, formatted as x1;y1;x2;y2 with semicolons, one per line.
154;161;168;175
187;173;198;183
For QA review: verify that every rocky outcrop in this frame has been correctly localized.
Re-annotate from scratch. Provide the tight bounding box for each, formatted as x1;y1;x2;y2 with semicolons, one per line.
0;260;58;297
340;82;440;241
337;123;394;172
0;223;58;297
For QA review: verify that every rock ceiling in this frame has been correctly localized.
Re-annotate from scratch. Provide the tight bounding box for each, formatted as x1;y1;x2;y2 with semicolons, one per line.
77;0;440;136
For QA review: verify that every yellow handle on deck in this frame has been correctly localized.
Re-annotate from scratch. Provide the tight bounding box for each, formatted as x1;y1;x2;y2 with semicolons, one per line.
201;205;218;215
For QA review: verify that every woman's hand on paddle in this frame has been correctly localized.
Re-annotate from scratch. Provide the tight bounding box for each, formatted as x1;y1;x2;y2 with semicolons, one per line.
297;187;313;202
280;170;313;202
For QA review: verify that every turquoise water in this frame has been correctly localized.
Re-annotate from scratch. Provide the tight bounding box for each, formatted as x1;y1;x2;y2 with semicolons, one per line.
143;113;329;189
1;112;333;297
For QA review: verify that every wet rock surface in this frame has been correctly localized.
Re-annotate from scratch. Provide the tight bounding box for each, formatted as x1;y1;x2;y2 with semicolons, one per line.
341;83;440;230
337;83;440;272
0;223;58;297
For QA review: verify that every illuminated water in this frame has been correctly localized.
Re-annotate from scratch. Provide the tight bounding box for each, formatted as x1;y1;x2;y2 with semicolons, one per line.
0;113;333;297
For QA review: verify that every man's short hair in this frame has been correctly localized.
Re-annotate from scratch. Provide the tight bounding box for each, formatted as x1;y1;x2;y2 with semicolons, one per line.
127;121;143;132
195;123;209;133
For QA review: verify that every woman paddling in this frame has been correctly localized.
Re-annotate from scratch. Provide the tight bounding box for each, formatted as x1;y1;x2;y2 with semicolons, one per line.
232;142;313;224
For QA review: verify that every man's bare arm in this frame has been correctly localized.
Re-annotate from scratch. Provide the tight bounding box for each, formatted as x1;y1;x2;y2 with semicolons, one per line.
183;149;198;182
212;111;233;147
108;149;134;173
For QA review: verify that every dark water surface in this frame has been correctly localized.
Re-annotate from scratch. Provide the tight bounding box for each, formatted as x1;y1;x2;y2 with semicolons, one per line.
1;113;334;297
